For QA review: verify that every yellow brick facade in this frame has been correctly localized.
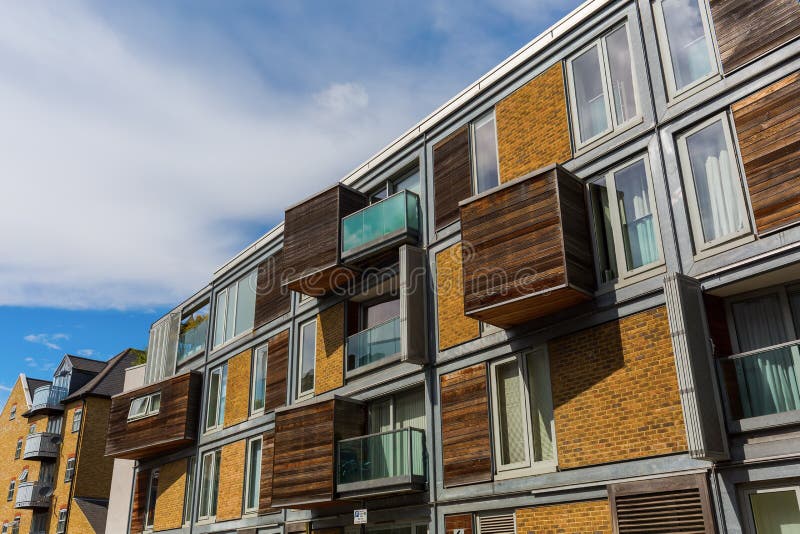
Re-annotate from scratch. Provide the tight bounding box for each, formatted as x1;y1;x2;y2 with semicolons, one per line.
315;302;345;395
73;397;114;499
154;459;187;531
495;62;572;183
516;500;611;533
548;306;688;469
49;401;81;534
225;348;252;427
67;502;96;534
215;440;246;522
436;243;480;350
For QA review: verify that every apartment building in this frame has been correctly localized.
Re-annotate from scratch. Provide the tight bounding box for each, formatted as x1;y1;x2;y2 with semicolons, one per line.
104;0;800;533
0;351;139;534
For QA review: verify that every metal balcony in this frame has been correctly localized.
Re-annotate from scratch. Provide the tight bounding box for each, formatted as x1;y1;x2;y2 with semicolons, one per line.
23;432;61;460
15;482;53;509
25;385;67;417
346;316;400;372
341;190;421;263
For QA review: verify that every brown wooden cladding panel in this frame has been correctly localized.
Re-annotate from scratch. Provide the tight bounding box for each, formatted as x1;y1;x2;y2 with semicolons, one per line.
265;330;289;412
445;514;474;534
255;248;291;328
259;430;276;514
440;364;493;487
270;398;365;508
106;371;202;460
459;165;593;327
732;72;800;234
130;470;149;534
710;0;800;73
434;126;472;230
283;184;367;295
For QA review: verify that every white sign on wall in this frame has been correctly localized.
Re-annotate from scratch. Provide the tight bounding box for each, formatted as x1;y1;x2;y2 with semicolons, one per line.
354;510;368;525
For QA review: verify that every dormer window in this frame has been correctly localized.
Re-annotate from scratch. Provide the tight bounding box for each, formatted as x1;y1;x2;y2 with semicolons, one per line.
127;392;162;422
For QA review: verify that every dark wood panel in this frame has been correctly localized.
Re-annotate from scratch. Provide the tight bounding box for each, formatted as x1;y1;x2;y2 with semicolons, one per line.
445;514;474;534
434;126;472;230
440;364;493;487
255;248;291;328
259;430;276;514
459;164;593;328
105;372;202;460
283;184;367;295
265;330;289;412
732;72;800;234
710;0;800;72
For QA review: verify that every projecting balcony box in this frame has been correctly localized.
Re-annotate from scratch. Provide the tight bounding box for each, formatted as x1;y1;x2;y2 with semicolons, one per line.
458;164;595;328
282;184;369;296
23;432;61;460
24;385;68;417
105;371;202;461
15;482;52;509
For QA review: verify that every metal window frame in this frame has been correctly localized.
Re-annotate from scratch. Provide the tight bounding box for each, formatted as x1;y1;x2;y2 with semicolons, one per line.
198;449;221;521
250;344;269;416
243;436;263;514
144;468;159;531
296;318;318;400
182;456;195;526
71;408;82;433
205;364;227;433
469;109;500;195
740;483;800;534
64;458;75;483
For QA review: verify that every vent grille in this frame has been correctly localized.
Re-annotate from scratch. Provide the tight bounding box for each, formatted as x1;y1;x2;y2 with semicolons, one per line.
615;487;707;533
478;514;515;534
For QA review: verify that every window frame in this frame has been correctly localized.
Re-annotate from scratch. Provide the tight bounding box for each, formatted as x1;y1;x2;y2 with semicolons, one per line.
676;112;752;255
127;392;162;422
741;483;800;534
250;344;268;416
177;300;210;364
470;109;501;195
71;407;83;433
212;270;257;349
197;450;221;521
56;509;67;534
204;364;227;433
182;456;195;526
488;348;557;479
64;457;75;483
296;319;317;400
652;0;721;102
144;468;159;531
9;405;15;420
14;439;22;460
589;154;665;286
243;436;263;514
566;21;641;150
18;469;27;483
6;480;14;502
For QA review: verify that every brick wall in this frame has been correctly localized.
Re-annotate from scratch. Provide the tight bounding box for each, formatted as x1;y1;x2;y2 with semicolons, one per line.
436;243;480;350
315;302;345;395
74;397;115;499
225;348;252;427
548;306;688;469
49;401;82;534
67;502;95;534
153;459;187;531
516;500;611;533
495;62;572;183
216;440;245;522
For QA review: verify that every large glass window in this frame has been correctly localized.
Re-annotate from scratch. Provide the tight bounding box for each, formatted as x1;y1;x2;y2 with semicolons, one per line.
568;23;638;146
213;270;257;348
472;111;500;194
298;319;317;399
745;485;800;533
251;345;268;415
678;115;749;252
490;349;555;476
244;437;262;514
653;0;718;98
178;302;210;363
183;457;195;525
144;469;159;530
205;364;228;431
590;156;662;284
198;450;221;520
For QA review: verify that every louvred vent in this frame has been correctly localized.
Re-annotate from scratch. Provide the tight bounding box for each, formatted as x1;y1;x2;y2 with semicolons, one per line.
477;514;515;534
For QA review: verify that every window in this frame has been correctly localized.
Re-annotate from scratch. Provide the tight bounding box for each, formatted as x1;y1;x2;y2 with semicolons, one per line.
39;463;54;485
369;168;421;201
28;424;35;435
251;345;268;415
2;524;6;534
244;437;262;514
71;407;83;433
127;392;162;421
18;469;27;483
9;519;17;534
56;509;67;534
297;319;317;399
677;114;750;253
144;469;159;531
46;416;63;435
183;457;195;525
14;439;22;460
743;485;800;533
489;348;556;477
567;23;639;147
653;0;718;99
205;364;228;432
367;388;426;433
178;302;210;363
9;405;15;420
6;480;14;501
213;270;257;348
590;156;662;285
471;111;499;194
64;457;75;482
198;450;221;520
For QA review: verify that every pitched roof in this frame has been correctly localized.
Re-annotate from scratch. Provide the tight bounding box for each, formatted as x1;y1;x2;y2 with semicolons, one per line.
25;377;50;394
63;349;141;403
64;355;108;374
73;498;108;533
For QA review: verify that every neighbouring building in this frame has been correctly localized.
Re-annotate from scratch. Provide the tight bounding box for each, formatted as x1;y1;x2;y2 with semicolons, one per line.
105;0;800;533
0;350;139;534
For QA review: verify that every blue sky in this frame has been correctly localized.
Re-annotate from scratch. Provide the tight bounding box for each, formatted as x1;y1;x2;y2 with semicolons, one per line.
0;0;576;405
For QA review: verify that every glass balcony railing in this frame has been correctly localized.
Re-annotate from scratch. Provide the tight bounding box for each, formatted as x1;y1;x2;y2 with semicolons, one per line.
341;190;420;258
23;432;61;460
718;340;800;419
15;482;53;509
28;386;68;414
346;316;400;372
337;428;426;490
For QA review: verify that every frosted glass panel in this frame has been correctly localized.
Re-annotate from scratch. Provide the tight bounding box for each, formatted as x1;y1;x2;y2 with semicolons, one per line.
496;361;527;466
750;490;800;534
474;114;499;193
573;45;609;142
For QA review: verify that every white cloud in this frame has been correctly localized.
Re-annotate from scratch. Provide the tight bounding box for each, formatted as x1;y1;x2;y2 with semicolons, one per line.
76;349;97;357
23;333;69;350
23;356;58;373
0;385;12;393
314;83;369;115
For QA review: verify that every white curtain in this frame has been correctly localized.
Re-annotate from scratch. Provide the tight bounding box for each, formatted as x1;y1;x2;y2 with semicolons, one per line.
496;362;527;466
704;149;742;241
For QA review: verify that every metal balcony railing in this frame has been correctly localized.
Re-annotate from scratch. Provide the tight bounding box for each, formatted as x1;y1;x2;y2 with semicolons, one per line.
27;386;68;415
14;482;53;509
341;190;420;259
336;428;426;496
346;316;400;372
23;432;61;460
